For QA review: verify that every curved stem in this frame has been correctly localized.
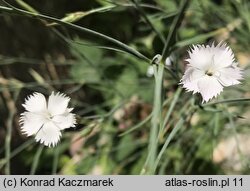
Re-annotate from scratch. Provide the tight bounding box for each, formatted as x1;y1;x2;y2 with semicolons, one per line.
161;0;190;60
131;0;165;43
0;4;150;63
202;98;250;107
30;145;44;175
141;63;164;175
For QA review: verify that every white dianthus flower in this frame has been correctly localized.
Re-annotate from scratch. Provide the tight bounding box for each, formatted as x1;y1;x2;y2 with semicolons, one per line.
19;92;76;147
180;43;243;103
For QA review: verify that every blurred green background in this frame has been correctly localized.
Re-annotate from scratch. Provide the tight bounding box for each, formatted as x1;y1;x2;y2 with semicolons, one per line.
0;0;250;175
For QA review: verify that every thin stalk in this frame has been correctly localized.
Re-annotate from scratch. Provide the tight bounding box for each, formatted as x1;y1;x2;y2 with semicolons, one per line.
52;147;59;174
159;87;182;137
4;111;14;174
141;63;164;175
152;107;194;174
161;0;189;60
119;112;153;137
0;139;34;170
0;55;75;65
131;0;165;43
3;87;19;174
30;145;44;175
153;117;184;173
202;98;250;107
0;4;150;63
15;0;38;13
105;1;168;13
222;102;246;169
119;92;174;137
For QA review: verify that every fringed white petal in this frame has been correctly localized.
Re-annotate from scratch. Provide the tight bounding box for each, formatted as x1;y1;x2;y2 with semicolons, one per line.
217;66;243;86
212;43;235;69
52;112;76;130
197;76;224;103
19;112;46;136
181;67;205;93
182;80;200;94
34;121;61;147
22;92;46;113
187;43;235;70
48;92;70;116
187;45;214;70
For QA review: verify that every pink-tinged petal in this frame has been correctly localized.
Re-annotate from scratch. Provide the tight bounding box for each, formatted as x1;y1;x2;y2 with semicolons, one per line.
197;76;223;103
22;92;46;113
217;66;243;86
34;121;61;147
48;92;70;116
52;112;76;130
19;112;47;136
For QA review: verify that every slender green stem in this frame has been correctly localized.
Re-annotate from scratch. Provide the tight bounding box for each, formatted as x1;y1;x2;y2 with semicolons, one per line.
159;88;182;137
119;93;174;137
30;145;44;175
222;102;246;167
141;63;164;175
202;98;250;107
0;55;74;65
0;139;34;170
153;117;184;173
4;90;19;174
106;1;168;13
3;139;34;168
119;112;152;137
15;0;38;13
52;147;59;174
161;0;189;60
131;0;165;43
4;111;14;174
0;4;150;63
152;107;193;174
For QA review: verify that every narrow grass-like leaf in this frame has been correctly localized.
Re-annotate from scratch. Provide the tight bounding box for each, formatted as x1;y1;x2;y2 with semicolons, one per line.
159;88;182;137
0;139;34;170
161;0;190;60
15;0;38;13
203;98;250;107
30;145;44;175
52;147;59;174
4;90;19;174
0;4;150;63
141;63;164;175
153;116;185;173
119;112;153;137
131;0;165;43
175;18;242;48
175;30;222;48
47;5;115;26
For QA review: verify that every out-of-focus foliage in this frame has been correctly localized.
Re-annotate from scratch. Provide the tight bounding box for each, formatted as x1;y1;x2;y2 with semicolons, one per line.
0;0;250;175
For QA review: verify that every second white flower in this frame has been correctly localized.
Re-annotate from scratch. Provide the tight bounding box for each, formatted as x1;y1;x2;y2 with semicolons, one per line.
20;92;76;147
180;43;243;102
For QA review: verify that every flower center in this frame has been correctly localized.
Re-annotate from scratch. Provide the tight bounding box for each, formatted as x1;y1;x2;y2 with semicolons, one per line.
44;112;53;121
205;68;214;76
205;71;213;76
